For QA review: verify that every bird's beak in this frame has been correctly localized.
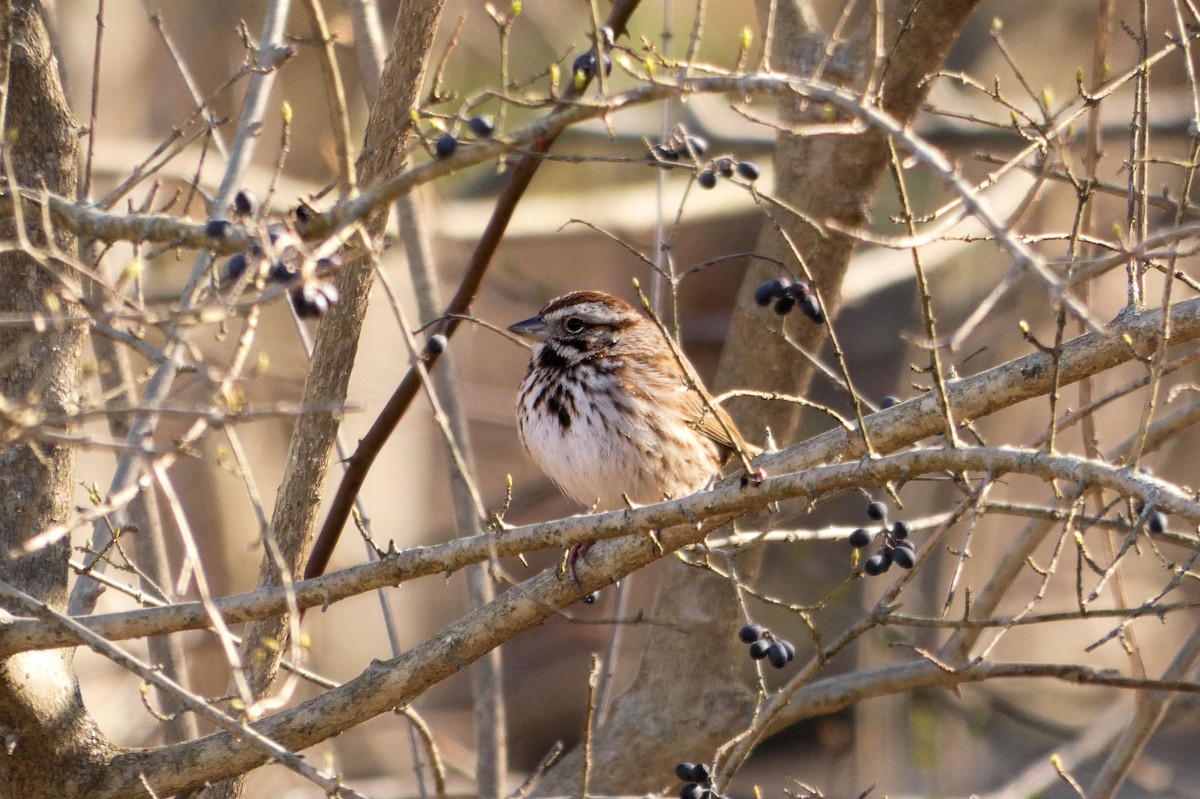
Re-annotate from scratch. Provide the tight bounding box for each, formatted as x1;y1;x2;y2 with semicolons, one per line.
508;314;548;341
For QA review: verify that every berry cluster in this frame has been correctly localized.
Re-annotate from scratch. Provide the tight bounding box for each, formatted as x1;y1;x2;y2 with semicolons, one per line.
222;225;290;284
431;114;496;160
697;157;761;189
675;762;725;799
753;277;824;323
646;132;710;164
204;188;260;241
645;135;762;192
738;623;796;669
217;190;341;320
849;501;916;575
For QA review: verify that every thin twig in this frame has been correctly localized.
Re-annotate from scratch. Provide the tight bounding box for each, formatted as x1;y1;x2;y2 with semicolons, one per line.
81;0;105;200
0;581;367;798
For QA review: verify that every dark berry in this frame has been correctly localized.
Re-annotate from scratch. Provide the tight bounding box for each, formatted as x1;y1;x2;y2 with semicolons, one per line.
785;283;823;323
205;219;232;239
269;261;297;284
467;114;495;137
892;520;911;540
799;295;825;323
735;160;760;181
881;395;900;408
1148;511;1167;534
650;144;680;162
680;784;705;799
689;763;710;783
434;133;458;159
748;639;771;660
753;282;775;307
773;295;796;315
863;552;890;576
291;280;340;319
294;202;316;223
583;591;598;604
425;334;448;356
572;52;594;77
766;642;790;669
738;623;765;643
848;528;872;548
716;157;735;177
892;543;916;570
866;501;887;522
224;253;249;282
784;281;808;300
233;189;259;218
780;639;796;662
291;288;326;319
675;763;697;782
572;51;612;78
697;169;717;189
684;135;709;156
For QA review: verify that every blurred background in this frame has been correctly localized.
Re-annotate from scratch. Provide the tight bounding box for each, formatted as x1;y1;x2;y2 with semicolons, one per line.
46;1;1200;796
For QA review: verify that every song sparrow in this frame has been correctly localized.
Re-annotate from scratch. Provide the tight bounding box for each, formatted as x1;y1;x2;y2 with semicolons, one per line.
510;291;752;512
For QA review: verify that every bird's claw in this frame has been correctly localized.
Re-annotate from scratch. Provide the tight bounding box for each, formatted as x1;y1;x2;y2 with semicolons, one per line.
561;542;596;603
741;467;767;487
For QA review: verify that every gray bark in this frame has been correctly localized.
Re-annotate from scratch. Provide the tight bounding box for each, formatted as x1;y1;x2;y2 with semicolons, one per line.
0;2;120;797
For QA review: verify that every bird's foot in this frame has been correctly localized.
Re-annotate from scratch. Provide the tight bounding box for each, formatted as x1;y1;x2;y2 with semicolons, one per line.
560;543;597;603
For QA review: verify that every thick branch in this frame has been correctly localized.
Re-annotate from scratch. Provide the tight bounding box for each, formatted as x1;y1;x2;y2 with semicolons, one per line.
87;441;1200;796
0;442;1195;659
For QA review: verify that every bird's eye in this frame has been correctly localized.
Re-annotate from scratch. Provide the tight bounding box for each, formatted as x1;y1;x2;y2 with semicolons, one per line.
564;316;585;333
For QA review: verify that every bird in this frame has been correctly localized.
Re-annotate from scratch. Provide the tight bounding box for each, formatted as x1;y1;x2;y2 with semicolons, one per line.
509;290;752;518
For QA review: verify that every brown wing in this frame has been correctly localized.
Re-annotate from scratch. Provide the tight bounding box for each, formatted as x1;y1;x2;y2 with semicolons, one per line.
679;386;759;464
643;308;758;462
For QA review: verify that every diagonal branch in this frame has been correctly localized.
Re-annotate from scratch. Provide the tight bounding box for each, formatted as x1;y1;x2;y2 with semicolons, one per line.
89;441;1200;796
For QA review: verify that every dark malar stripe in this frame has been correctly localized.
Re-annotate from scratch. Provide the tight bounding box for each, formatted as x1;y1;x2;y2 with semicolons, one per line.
536;344;570;369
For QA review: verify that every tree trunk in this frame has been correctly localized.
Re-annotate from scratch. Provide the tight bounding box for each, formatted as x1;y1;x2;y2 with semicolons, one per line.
0;2;119;796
